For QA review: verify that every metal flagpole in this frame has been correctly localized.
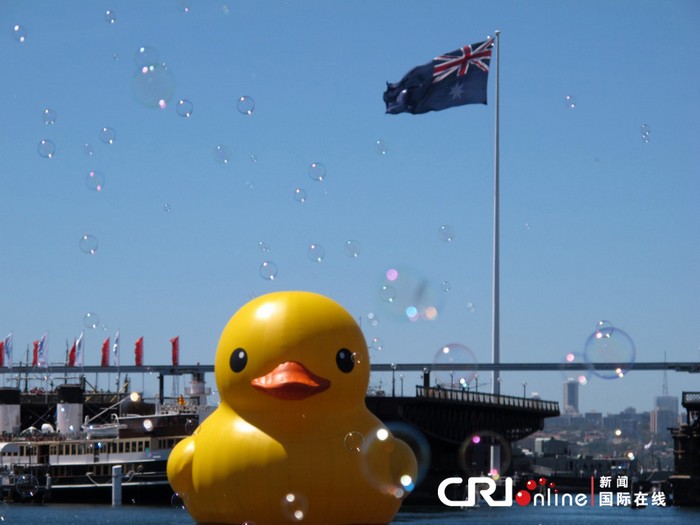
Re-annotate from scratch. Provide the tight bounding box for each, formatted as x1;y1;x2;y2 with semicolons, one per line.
490;29;502;478
491;30;501;397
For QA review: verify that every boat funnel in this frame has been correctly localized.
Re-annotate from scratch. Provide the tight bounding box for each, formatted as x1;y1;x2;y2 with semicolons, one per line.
56;384;84;434
0;388;21;434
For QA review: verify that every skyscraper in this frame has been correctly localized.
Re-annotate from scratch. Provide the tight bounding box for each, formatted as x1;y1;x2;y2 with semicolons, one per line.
563;379;579;414
650;358;679;434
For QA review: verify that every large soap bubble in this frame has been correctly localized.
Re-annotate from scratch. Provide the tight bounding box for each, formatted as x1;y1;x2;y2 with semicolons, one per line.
432;343;478;389
583;320;636;379
378;266;443;323
131;46;175;109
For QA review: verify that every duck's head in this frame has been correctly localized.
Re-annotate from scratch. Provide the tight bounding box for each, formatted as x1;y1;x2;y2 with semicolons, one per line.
214;291;370;427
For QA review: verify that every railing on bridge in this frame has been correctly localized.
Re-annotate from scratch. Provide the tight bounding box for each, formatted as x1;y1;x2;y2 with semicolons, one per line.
416;385;560;414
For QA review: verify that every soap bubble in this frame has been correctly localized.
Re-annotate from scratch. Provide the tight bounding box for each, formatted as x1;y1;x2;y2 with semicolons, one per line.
641;123;651;143
84;143;94;156
379;284;396;303
281;492;308;522
176;99;193;117
12;24;27;43
368;337;383;352
237;96;255;115
440;281;451;292
258;241;270;253
344;431;364;452
83;312;100;329
42;108;57;125
438;225;455;242
15;474;39;498
86;170;105;192
79;234;98;255
213;144;231;164
170;492;187;511
307;243;325;262
564;95;576;109
366;312;379;327
259;261;277;281
385;421;431;485
344;239;361;258
307;162;326;181
100;127;116;144
132;62;176;109
459;431;511;477
359;427;415;499
378;266;443;323
432;343;478;389
375;139;387;155
37;139;56;158
558;352;589;385
104;10;116;24
583;321;636;379
185;418;198;435
293;188;306;203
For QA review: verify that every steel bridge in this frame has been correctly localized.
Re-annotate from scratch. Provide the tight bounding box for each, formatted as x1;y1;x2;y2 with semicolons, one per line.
0;360;697;376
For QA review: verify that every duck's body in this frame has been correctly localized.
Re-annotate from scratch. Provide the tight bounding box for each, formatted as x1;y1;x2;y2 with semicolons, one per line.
167;291;417;525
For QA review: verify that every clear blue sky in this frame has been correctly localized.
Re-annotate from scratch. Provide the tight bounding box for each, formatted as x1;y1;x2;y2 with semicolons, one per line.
1;0;698;414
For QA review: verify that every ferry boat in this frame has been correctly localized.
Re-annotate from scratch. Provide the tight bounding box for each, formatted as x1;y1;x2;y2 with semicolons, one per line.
0;383;210;503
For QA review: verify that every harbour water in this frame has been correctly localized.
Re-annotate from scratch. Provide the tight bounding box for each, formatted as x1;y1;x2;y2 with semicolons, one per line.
0;503;698;525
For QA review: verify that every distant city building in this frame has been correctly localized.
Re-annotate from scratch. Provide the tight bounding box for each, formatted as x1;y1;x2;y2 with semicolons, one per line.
584;411;603;428
651;395;679;434
563;379;579;414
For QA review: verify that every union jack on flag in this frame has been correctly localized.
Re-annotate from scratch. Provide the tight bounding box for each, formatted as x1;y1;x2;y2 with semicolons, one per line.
384;36;494;115
432;39;493;84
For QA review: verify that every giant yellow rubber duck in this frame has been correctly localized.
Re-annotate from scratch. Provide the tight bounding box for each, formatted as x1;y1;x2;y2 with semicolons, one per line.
168;291;417;525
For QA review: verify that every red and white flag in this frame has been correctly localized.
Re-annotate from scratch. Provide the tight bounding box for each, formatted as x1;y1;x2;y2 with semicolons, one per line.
75;332;84;367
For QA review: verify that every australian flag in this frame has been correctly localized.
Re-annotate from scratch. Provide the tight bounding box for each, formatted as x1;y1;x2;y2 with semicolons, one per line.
384;38;494;115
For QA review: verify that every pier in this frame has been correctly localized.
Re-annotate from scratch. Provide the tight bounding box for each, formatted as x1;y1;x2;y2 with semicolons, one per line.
1;361;697;505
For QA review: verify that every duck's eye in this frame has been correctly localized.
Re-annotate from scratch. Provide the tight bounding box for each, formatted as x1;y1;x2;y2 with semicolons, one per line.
230;348;248;373
336;348;354;373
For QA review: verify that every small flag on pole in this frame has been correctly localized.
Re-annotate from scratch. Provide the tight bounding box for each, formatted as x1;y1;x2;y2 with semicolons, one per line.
101;338;110;367
384;38;494;115
112;330;120;367
2;333;12;368
134;336;143;366
37;332;49;367
75;332;84;367
171;336;179;366
32;340;39;366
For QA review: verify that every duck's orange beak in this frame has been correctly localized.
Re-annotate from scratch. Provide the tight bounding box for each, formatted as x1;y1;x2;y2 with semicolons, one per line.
251;361;330;400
